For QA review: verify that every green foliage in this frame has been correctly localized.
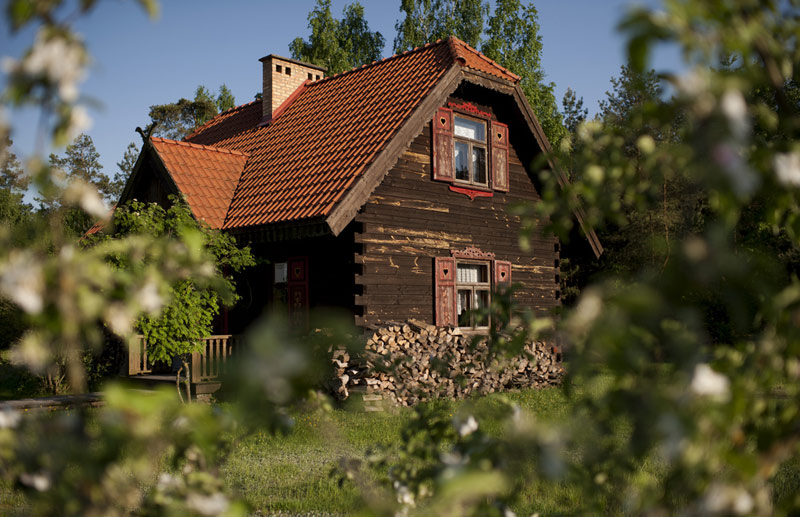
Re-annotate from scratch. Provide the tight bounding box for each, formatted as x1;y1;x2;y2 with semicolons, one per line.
393;0;488;52
109;141;138;202
482;0;567;148
561;87;587;136
216;83;236;112
290;0;384;75
102;198;255;364
148;86;219;140
44;133;113;236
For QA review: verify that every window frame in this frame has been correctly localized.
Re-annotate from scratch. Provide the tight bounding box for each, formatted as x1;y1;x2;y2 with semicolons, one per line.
452;114;489;188
455;259;491;330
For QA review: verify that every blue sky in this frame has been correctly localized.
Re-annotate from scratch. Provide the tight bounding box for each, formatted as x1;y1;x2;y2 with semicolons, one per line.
1;0;680;178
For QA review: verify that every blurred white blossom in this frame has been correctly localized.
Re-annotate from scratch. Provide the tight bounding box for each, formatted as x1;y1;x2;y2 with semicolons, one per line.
690;364;730;401
720;90;749;140
0;408;21;429
186;492;230;516
455;415;478;437
20;472;51;492
701;483;754;515
0;250;44;314
774;151;800;187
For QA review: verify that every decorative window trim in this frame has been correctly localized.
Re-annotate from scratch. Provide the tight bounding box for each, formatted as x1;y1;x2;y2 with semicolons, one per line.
435;248;512;329
451;246;496;260
432;104;509;194
448;101;492;119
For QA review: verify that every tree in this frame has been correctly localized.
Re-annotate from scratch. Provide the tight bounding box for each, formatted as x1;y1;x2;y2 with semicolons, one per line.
99;197;255;379
561;87;587;135
108;141;138;201
216;83;236;112
338;2;386;68
148;85;219;140
0;136;32;225
393;0;487;52
46;133;113;235
290;0;384;75
482;0;567;147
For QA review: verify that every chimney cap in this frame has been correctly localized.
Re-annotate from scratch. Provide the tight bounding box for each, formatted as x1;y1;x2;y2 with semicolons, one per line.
259;54;327;73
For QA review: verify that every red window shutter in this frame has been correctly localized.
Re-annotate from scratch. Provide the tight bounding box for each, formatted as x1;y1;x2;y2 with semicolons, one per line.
491;121;509;192
494;260;512;287
287;256;309;330
432;107;455;182
435;257;457;326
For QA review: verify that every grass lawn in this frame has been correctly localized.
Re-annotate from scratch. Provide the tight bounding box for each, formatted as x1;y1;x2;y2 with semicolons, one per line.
223;386;576;515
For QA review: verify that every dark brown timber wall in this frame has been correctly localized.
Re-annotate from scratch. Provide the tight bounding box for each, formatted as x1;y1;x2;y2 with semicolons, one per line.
354;100;560;327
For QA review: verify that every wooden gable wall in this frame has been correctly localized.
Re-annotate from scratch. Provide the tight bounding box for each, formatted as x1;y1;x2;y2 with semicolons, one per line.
352;94;560;327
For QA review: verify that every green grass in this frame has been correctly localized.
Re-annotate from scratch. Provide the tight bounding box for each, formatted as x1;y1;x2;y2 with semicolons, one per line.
222;386;573;515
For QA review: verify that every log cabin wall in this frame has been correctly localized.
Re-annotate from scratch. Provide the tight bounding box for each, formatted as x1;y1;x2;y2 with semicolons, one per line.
353;96;560;327
227;227;358;333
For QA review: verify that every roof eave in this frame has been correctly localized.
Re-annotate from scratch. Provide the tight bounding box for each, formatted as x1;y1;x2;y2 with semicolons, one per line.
325;64;464;236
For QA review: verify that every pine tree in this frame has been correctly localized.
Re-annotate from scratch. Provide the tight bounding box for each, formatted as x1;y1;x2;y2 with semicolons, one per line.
0;136;32;224
148;84;220;140
562;87;587;135
109;141;139;201
216;84;236;112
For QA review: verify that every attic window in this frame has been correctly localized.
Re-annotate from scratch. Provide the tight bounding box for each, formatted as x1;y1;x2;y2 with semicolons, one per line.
432;106;509;193
453;116;487;186
276;64;282;73
316;75;321;80
285;67;291;76
308;73;313;80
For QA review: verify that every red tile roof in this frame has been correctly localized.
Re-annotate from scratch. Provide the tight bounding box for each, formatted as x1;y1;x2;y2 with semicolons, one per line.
150;138;248;229
181;37;518;230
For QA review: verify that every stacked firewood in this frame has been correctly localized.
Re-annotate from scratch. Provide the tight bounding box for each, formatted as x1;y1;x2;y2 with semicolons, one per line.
326;319;564;406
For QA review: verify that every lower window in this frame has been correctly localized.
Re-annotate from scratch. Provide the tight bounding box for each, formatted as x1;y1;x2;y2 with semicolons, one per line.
456;262;490;328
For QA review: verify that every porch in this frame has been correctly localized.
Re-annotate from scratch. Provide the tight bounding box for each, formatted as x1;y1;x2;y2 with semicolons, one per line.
127;335;239;399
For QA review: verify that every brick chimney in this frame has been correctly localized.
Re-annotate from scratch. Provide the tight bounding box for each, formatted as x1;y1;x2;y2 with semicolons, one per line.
259;55;326;121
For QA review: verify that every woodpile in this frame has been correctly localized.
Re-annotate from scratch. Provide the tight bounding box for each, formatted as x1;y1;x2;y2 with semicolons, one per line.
325;319;564;406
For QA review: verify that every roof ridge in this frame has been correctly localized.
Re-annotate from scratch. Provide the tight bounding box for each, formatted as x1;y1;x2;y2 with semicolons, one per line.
151;137;250;157
446;36;521;83
184;100;260;141
306;39;451;88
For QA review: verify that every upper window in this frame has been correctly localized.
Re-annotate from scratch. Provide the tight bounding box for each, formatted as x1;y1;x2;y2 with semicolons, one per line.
453;116;487;186
432;105;509;193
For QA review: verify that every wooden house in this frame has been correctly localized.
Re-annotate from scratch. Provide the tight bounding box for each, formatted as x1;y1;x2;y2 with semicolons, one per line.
119;37;601;335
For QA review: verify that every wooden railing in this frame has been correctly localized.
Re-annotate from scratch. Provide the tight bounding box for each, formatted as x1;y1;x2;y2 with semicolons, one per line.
191;335;238;383
128;335;153;376
128;335;238;382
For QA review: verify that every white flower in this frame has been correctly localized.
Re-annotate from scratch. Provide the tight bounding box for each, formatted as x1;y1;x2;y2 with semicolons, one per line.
186;492;230;516
456;415;478;437
702;483;754;515
720;90;749;140
66;105;92;140
20;472;51;492
690;364;730;401
393;481;415;506
136;281;163;313
21;31;87;103
774;151;800;187
104;304;133;335
570;290;602;333
0;408;21;429
64;180;106;218
0;251;44;314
